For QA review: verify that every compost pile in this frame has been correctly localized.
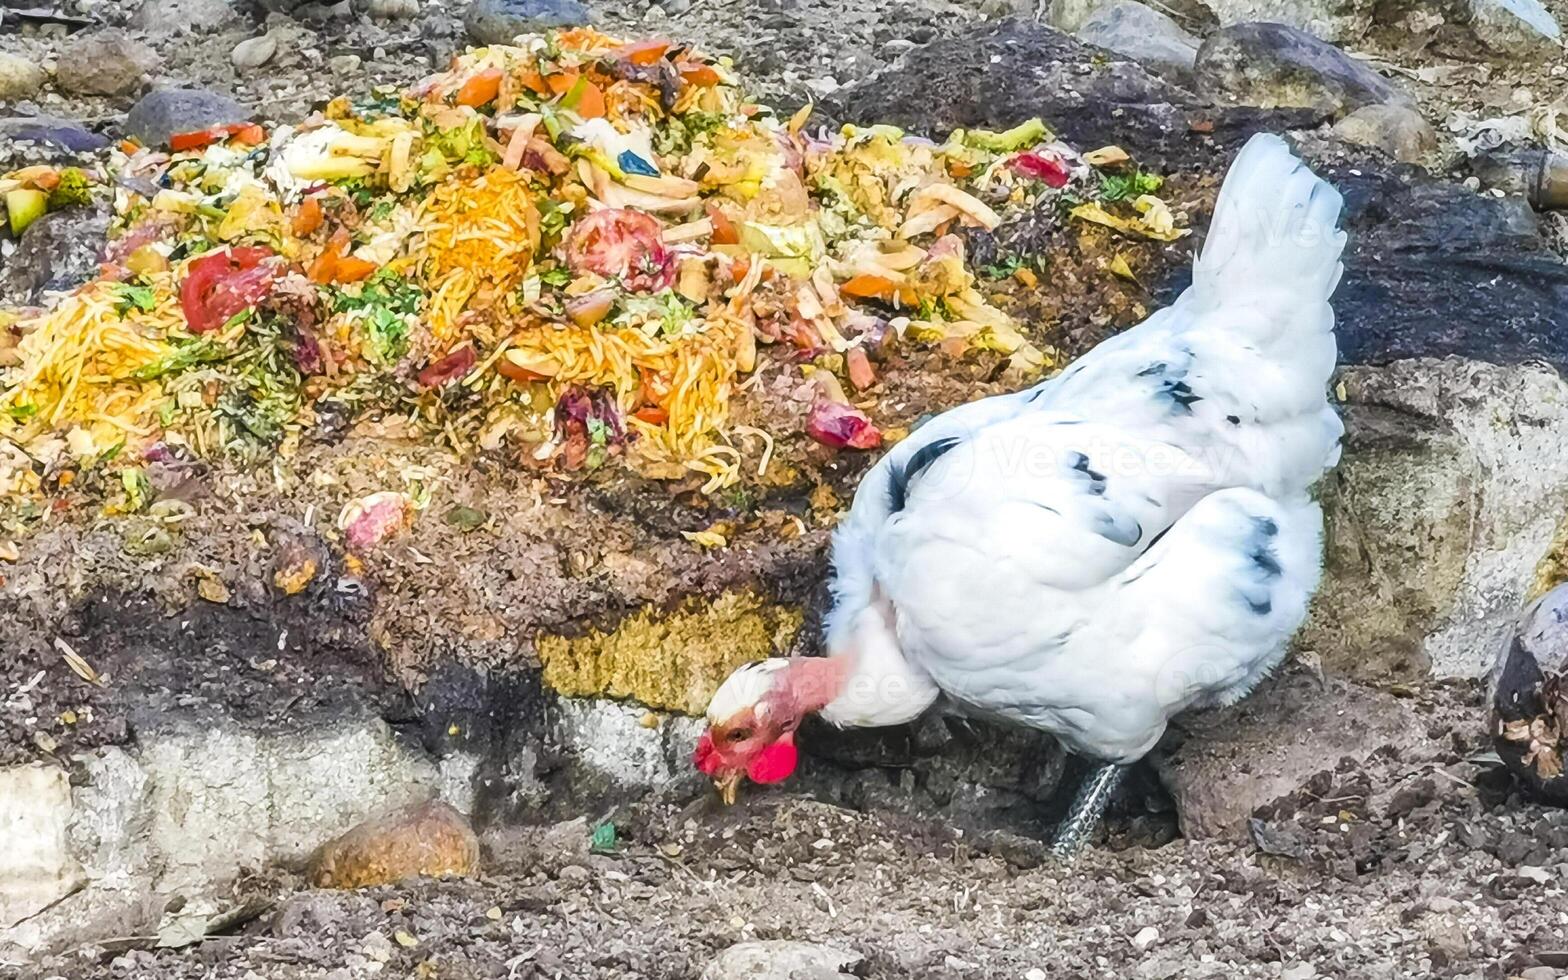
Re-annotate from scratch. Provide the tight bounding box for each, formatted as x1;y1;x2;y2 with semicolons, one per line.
0;27;1186;526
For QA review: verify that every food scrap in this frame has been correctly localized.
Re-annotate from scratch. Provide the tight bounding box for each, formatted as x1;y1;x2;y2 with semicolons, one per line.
0;28;1187;522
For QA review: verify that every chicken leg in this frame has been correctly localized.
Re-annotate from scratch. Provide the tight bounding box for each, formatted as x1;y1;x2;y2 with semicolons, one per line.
1050;762;1128;859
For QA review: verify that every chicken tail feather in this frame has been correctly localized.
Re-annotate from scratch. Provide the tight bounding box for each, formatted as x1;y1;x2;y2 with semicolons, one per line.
1189;133;1346;319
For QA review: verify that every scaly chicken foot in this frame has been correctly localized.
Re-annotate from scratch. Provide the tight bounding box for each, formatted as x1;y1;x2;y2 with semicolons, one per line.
1050;762;1128;860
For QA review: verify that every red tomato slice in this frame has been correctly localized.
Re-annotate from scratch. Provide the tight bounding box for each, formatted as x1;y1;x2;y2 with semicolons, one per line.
180;247;276;333
563;208;671;291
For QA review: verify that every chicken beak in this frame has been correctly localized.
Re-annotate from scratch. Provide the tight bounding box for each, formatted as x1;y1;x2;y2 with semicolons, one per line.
715;771;742;806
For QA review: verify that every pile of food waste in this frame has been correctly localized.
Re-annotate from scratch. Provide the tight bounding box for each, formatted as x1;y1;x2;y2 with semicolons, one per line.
0;27;1187;524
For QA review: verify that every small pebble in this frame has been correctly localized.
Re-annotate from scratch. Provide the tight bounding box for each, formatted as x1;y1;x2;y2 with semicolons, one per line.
329;54;363;74
1132;926;1159;950
232;35;278;69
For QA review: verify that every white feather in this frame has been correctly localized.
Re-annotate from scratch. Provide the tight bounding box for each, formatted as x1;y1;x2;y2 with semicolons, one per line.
821;134;1343;763
706;659;790;724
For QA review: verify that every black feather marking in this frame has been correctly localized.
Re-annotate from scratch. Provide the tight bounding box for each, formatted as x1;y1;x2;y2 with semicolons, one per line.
888;436;961;513
1136;362;1167;377
1139;523;1171;555
1247;597;1273;615
1253;517;1278;537
1093;512;1141;547
1163;380;1202;410
1068;451;1109;496
1226;414;1241;425
1253;549;1283;577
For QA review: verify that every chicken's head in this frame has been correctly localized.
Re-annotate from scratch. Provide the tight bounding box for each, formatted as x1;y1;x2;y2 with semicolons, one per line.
695;659;801;804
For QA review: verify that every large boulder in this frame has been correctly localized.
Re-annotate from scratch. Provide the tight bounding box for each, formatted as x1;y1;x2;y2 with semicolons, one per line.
1194;21;1415;115
1076;0;1202;82
1195;0;1374;39
123;87;251;148
132;0;238;32
1467;0;1563;61
464;0;590;46
1154;673;1425;838
54;29;161;98
0;52;45;102
1332;104;1437;164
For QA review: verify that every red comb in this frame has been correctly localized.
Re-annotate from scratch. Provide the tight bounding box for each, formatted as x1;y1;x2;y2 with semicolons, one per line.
694;730;720;775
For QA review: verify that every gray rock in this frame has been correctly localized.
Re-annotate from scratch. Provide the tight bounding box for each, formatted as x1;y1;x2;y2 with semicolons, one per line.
464;0;590;46
123;87;250;148
1197;0;1373;40
132;0;237;31
0;52;46;102
1194;22;1414;116
1468;0;1562;61
1308;357;1568;682
364;0;419;14
1050;0;1216;32
230;35;278;70
0;117;109;152
1076;0;1200;81
0;209;110;306
1332;103;1436;163
0;766;81;931
0;718;447;959
1155;675;1424;838
54;29;160;97
702;941;863;980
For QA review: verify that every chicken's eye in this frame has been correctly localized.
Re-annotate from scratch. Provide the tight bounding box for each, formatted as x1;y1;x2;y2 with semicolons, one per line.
726;728;753;743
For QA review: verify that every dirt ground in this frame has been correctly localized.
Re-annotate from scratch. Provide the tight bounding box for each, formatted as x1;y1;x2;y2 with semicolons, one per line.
6;0;1568;977
14;683;1568;980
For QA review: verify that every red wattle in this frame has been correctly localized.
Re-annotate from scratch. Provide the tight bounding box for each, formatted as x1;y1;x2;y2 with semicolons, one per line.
746;736;798;784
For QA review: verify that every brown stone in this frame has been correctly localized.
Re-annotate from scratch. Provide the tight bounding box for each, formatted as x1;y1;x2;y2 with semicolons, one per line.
1154;673;1424;839
307;801;479;889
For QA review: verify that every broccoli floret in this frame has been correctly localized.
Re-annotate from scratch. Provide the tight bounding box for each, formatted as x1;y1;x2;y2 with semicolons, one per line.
47;168;93;210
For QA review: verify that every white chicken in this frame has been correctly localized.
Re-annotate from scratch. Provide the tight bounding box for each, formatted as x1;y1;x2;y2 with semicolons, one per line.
695;133;1346;854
